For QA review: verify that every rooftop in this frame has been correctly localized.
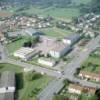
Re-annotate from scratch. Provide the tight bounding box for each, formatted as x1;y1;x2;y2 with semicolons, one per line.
0;92;14;100
39;58;55;63
68;84;84;91
51;41;70;52
68;84;96;94
0;71;15;88
64;33;80;40
79;70;100;78
14;47;35;56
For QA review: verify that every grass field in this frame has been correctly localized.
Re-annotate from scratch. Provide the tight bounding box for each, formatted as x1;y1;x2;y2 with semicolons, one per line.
0;63;22;73
81;56;100;72
41;27;73;38
0;63;52;100
22;6;80;21
1;0;92;21
6;36;31;54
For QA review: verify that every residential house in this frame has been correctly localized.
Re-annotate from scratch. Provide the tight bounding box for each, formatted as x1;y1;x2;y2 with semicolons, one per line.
68;84;96;95
68;84;84;94
79;71;100;82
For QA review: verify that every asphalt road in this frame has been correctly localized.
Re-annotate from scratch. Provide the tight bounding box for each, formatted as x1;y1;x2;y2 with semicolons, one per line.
0;35;100;100
0;43;62;78
37;35;100;100
6;58;61;78
0;43;7;62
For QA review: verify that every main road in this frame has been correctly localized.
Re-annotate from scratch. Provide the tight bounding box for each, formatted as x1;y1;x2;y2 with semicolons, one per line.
37;35;100;100
0;35;100;100
0;43;62;78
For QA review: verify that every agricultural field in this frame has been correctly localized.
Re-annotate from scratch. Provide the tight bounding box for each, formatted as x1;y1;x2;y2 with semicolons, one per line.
0;63;52;100
18;6;80;21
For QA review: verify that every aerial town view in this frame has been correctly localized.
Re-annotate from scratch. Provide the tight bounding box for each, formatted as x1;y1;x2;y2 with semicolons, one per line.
0;0;100;100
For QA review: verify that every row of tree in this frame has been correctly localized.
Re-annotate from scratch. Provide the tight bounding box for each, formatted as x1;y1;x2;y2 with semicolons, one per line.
0;0;72;8
80;0;100;13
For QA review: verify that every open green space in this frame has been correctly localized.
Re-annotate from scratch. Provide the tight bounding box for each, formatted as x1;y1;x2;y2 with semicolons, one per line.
81;56;100;72
0;63;22;73
21;6;80;21
0;63;52;100
41;27;73;38
6;36;31;54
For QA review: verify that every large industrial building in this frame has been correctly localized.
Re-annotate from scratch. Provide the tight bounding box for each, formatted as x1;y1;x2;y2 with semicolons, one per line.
0;71;15;100
49;41;71;58
62;33;80;45
13;47;37;61
24;28;43;36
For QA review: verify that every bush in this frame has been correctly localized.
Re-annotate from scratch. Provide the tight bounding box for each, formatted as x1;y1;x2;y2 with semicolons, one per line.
25;72;33;81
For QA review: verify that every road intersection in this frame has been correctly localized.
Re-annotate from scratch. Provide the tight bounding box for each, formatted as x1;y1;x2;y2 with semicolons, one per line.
0;35;100;100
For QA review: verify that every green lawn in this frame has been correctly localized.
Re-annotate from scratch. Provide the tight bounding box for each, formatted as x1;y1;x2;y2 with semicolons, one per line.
0;63;52;100
86;56;100;65
81;56;100;72
18;74;52;100
6;36;31;54
41;27;73;38
0;63;22;73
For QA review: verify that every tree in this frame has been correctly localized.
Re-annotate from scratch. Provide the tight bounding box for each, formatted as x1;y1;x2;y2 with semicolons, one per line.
23;41;32;47
33;36;39;43
25;72;33;81
63;79;69;85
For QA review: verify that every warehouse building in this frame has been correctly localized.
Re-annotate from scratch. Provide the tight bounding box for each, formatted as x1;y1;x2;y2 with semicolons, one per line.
49;41;71;58
0;71;15;100
14;47;37;61
38;58;56;67
62;33;80;45
25;28;43;36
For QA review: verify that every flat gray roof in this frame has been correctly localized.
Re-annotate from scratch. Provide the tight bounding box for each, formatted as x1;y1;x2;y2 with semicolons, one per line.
64;33;80;41
0;71;15;88
0;92;14;100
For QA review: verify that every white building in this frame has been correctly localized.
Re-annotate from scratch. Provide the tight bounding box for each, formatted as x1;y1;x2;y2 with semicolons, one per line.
62;33;80;45
49;42;71;58
38;58;56;67
13;47;37;61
